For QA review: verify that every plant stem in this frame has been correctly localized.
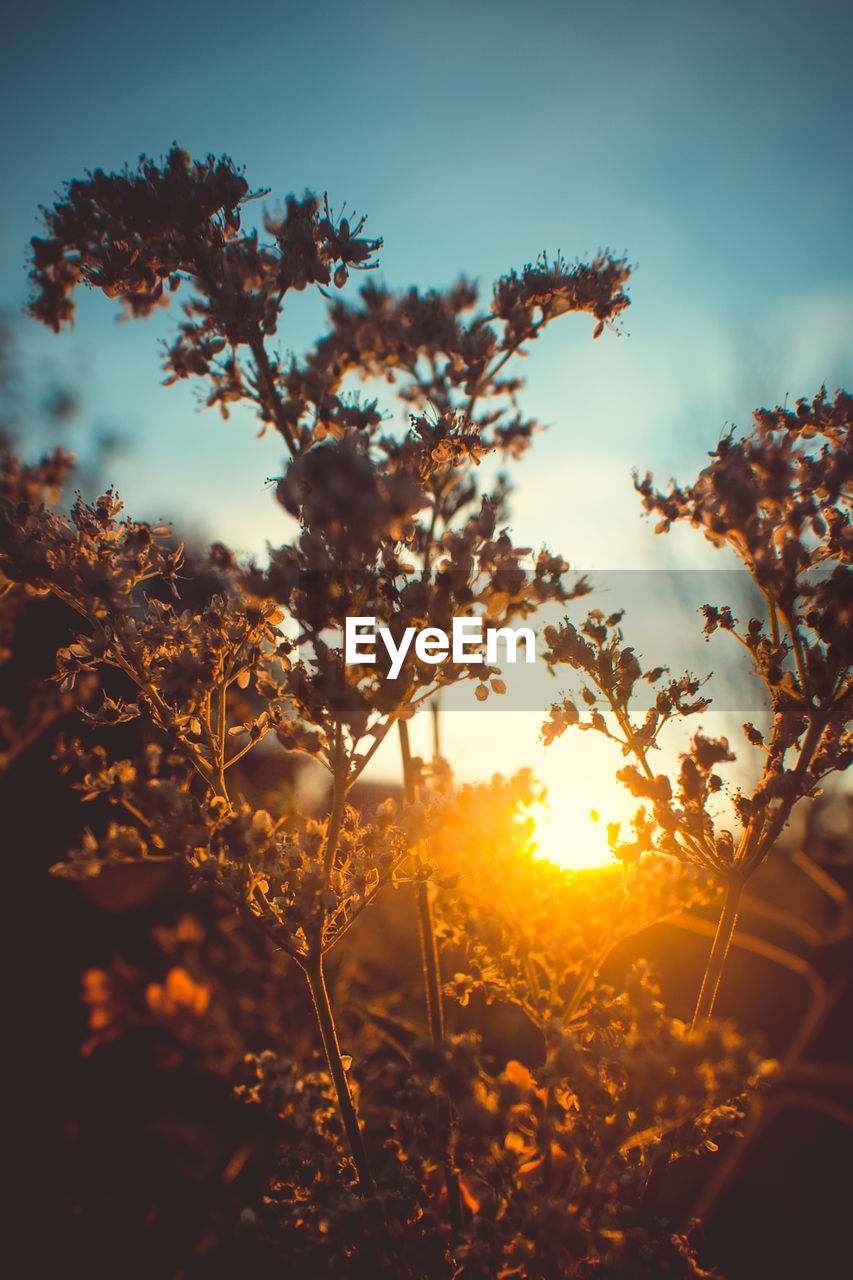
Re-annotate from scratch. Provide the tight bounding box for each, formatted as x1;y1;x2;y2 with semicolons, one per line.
416;879;445;1044
215;679;227;796
692;874;744;1028
398;719;445;1042
323;724;347;883
248;333;298;456
302;727;376;1195
431;698;441;757
398;718;463;1238
303;954;376;1197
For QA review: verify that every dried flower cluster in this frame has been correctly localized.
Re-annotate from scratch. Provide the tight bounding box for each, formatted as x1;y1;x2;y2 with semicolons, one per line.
544;388;853;1023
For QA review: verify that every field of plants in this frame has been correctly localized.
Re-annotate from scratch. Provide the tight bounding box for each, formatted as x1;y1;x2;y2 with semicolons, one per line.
3;149;852;1279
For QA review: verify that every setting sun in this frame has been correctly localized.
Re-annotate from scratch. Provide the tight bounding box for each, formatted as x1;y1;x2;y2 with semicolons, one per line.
528;798;615;871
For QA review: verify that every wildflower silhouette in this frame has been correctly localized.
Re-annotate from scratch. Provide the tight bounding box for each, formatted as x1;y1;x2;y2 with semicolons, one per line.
5;147;842;1278
543;389;853;1026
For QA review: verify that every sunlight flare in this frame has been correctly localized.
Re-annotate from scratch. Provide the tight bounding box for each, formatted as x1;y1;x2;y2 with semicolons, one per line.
529;798;615;871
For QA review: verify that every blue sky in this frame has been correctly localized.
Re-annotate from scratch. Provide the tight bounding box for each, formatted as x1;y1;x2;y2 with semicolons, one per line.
2;0;852;858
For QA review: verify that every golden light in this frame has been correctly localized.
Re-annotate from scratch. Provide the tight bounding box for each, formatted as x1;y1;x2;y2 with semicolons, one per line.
528;797;615;871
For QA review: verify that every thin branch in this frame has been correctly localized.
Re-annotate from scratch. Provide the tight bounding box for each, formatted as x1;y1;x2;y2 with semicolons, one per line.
248;334;298;455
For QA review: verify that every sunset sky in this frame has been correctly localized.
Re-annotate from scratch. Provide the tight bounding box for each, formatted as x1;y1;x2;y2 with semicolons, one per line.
2;0;851;863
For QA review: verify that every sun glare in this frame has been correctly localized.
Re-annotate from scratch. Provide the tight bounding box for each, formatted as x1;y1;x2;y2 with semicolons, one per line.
529;799;615;872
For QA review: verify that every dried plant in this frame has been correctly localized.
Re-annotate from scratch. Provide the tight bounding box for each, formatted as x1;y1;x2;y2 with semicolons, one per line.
543;389;853;1026
4;148;845;1278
